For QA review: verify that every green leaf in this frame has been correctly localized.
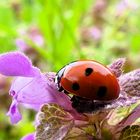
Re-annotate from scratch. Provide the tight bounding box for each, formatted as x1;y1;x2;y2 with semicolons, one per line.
119;125;140;140
36;103;74;140
130;34;140;53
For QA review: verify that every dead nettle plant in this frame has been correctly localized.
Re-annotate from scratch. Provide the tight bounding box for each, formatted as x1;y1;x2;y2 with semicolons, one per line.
0;52;140;139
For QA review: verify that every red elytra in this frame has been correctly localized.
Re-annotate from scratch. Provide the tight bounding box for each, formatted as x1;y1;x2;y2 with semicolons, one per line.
56;60;120;101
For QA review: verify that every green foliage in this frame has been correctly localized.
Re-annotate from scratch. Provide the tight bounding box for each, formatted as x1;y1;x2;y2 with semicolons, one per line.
119;125;140;140
33;0;93;70
0;2;17;52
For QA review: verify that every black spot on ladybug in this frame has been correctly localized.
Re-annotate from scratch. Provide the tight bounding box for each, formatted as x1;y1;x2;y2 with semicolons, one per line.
72;82;80;91
85;68;93;76
97;86;107;98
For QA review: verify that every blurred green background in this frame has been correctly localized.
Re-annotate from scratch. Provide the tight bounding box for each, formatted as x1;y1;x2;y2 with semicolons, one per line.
0;0;140;139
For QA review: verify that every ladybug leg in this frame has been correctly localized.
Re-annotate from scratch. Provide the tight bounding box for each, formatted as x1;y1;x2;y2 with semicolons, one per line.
71;96;93;113
58;86;64;92
63;89;69;94
58;85;70;95
71;96;107;113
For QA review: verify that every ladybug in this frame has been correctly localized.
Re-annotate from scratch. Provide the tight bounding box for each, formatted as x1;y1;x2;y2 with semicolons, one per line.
55;60;120;112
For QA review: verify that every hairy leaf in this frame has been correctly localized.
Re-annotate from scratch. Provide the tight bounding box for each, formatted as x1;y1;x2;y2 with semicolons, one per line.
119;125;140;140
35;103;74;140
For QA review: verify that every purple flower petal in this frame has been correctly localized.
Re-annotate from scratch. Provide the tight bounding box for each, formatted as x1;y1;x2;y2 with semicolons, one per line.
7;99;22;124
9;73;83;121
119;69;140;97
10;74;73;111
0;52;40;77
108;58;125;77
21;133;34;140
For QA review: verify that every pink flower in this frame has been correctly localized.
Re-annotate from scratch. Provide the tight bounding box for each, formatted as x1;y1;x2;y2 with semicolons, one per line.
90;27;102;40
16;27;44;52
16;39;29;52
116;0;138;16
